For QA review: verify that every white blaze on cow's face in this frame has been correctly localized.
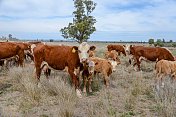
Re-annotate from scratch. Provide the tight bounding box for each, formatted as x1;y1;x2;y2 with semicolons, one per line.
124;44;131;55
88;60;95;74
108;59;117;72
78;42;90;63
30;44;37;55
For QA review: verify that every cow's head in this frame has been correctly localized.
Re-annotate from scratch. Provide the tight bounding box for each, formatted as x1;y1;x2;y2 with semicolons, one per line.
107;45;113;51
87;60;95;75
78;42;90;63
124;44;131;55
105;51;120;72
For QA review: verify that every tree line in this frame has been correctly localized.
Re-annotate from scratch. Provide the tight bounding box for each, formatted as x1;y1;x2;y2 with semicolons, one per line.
148;38;176;47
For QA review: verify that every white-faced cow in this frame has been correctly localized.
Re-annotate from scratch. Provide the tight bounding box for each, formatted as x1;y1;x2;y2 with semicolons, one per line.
33;42;91;97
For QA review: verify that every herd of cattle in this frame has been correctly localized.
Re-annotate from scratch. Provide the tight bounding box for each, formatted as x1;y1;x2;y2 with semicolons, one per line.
0;41;176;97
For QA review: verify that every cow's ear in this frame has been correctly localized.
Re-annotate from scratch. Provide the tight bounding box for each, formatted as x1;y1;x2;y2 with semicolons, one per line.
95;62;98;65
72;46;78;53
89;46;96;51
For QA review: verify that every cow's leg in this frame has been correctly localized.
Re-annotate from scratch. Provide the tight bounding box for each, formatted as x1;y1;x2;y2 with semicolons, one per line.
42;65;51;79
68;68;82;98
135;56;141;71
160;75;165;88
83;74;87;93
88;76;93;93
104;75;110;88
118;51;120;56
171;73;176;83
155;73;160;91
17;49;25;67
156;73;164;90
123;51;126;56
34;60;42;82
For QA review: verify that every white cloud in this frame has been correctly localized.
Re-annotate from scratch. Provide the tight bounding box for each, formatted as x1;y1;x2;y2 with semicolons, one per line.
0;0;176;40
94;0;176;32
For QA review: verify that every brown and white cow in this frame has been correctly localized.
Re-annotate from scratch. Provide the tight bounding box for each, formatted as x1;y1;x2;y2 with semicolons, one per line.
104;50;120;71
155;60;176;90
107;44;126;56
89;57;113;88
14;42;33;61
33;42;91;97
0;42;24;67
125;45;175;71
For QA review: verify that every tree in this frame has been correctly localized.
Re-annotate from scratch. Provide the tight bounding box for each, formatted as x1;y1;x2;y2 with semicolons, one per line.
60;0;97;43
162;38;165;43
148;38;154;45
156;39;164;47
8;34;12;39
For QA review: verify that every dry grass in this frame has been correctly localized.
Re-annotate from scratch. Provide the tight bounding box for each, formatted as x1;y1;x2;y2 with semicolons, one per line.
0;42;176;117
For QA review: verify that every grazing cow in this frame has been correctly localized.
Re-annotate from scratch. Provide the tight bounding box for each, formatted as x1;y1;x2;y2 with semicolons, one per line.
104;50;121;64
125;45;175;70
155;60;176;90
107;44;126;56
33;42;91;97
89;57;113;88
0;42;24;67
88;46;96;57
14;42;33;61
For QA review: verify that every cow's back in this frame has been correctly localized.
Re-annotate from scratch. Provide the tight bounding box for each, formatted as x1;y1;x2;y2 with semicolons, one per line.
0;42;21;59
33;45;80;70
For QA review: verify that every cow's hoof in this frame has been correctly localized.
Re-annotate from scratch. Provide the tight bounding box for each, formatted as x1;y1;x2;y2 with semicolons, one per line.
83;88;86;93
89;88;92;93
76;89;82;98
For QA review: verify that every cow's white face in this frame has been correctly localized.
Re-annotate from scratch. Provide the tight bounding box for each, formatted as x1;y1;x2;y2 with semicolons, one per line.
124;44;131;55
78;42;90;63
30;44;37;55
108;60;118;72
88;60;95;75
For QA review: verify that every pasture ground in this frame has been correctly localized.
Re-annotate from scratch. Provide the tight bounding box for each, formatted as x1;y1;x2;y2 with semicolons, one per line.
0;42;176;117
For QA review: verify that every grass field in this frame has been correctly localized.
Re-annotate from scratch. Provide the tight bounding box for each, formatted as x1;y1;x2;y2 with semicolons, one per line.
0;42;176;117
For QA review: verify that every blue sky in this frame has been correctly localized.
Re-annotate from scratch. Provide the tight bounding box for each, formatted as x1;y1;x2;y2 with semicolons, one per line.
0;0;176;42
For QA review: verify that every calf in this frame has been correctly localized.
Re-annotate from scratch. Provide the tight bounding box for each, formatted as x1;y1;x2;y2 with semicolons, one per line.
81;60;95;93
89;57;113;88
155;60;176;90
104;50;120;71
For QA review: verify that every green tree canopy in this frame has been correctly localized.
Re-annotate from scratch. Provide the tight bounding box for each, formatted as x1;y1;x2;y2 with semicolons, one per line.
60;0;97;43
148;38;154;45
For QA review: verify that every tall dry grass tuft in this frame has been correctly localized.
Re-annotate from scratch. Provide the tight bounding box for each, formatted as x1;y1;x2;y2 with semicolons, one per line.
86;88;117;117
40;78;77;117
154;77;176;117
7;66;77;116
8;67;41;112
